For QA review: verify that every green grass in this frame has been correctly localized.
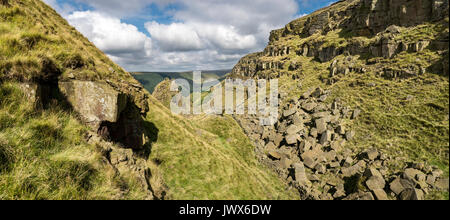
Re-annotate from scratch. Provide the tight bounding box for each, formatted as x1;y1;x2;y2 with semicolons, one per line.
145;95;298;200
0;0;134;82
273;49;449;199
1;0;295;200
0;82;150;200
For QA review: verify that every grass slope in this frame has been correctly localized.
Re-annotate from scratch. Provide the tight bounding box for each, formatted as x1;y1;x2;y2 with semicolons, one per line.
0;82;151;200
1;1;294;200
269;54;449;200
146;95;297;200
1;0;134;82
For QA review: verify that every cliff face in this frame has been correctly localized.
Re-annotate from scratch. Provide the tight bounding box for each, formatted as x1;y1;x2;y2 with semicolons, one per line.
231;0;449;79
231;0;449;200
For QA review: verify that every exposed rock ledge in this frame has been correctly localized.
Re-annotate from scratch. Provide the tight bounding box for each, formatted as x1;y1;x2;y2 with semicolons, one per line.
18;80;149;150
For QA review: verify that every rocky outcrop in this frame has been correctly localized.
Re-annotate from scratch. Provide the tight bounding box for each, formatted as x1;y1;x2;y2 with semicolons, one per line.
235;87;448;200
14;79;149;150
86;131;166;200
58;80;148;150
344;0;449;35
231;0;449;78
58;81;128;129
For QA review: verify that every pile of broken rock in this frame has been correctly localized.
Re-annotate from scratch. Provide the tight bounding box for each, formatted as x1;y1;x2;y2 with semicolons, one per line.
235;87;448;200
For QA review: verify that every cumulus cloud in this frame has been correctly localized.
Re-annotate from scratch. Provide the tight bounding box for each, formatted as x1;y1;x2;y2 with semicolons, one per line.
66;11;152;65
140;0;299;71
146;22;257;53
43;0;76;16
146;22;203;52
45;0;323;71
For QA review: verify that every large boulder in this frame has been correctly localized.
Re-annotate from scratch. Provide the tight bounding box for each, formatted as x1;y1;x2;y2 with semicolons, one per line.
59;80;146;150
58;80;127;129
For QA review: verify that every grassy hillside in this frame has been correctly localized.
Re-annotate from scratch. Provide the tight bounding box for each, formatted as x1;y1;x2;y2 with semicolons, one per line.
0;0;136;83
229;0;449;199
146;94;298;200
252;24;450;176
1;0;296;200
0;82;152;200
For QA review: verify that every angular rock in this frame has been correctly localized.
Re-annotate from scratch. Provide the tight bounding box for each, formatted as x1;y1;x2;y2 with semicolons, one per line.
345;130;355;140
343;156;354;167
315;118;328;134
336;125;346;135
315;164;326;174
366;176;386;190
361;148;379;161
372;189;389;200
274;134;284;147
268;151;282;160
402;168;424;182
302;102;318;112
311;87;324;98
435;178;449;191
280;157;292;169
283;108;297;117
358;192;375;200
333;190;346;199
426;175;436;186
60;80;147;150
324;150;337;162
310;128;318;138
329;162;340;168
265;142;277;151
286;124;302;135
364;168;383;179
390;178;408;195
285;134;299;145
400;188;424;200
309;174;320;182
292;162;311;187
303;156;317;169
59;80;127;129
299;139;313;153
341;164;360;177
319;130;332;145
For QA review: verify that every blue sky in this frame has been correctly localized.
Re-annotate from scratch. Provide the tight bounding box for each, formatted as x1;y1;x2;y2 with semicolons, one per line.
44;0;336;72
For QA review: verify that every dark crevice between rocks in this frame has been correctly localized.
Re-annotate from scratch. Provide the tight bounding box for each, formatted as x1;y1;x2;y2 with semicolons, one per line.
0;0;10;7
97;100;159;156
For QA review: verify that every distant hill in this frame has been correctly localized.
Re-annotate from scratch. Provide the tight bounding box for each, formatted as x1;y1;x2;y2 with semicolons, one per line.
132;70;230;93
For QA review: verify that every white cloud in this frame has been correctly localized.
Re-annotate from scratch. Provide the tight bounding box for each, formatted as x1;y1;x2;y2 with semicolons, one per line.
139;0;299;71
67;11;152;64
42;0;76;16
46;0;305;71
146;22;257;52
146;22;203;52
195;23;257;51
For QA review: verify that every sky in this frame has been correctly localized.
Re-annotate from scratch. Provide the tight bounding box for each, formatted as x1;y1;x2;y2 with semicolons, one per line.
43;0;337;72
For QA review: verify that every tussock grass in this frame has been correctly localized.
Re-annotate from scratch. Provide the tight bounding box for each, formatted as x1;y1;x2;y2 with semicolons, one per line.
276;50;449;199
146;95;298;200
0;82;149;200
0;0;133;82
